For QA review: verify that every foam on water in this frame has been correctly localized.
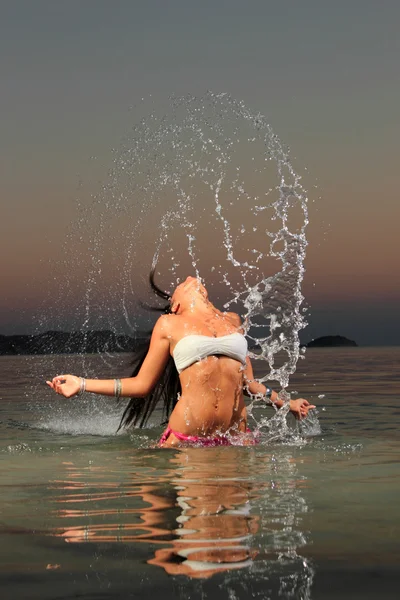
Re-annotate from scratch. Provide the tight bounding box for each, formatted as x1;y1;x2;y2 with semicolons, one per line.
35;92;314;442
36;413;120;437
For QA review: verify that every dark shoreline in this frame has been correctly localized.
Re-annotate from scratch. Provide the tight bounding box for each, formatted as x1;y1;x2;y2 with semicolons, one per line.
0;330;147;356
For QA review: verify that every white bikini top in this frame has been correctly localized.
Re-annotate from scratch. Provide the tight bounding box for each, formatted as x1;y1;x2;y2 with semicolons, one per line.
173;332;248;374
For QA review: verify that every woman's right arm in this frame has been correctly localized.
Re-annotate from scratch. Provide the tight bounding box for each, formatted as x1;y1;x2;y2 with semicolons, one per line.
243;357;315;419
46;316;172;399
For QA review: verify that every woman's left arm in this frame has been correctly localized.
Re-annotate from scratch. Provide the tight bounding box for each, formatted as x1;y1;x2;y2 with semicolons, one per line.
47;316;172;399
243;357;315;420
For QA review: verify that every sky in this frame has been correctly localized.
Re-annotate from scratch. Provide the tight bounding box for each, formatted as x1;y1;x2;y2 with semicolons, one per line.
1;0;399;345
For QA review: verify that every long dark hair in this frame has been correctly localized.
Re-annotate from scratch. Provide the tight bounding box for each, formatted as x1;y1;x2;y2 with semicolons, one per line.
117;268;181;431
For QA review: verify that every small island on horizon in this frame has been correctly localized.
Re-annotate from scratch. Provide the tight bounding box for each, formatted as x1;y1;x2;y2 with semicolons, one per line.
306;335;358;348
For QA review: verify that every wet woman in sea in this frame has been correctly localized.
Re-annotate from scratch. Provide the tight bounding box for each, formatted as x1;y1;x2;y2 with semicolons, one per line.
47;272;315;447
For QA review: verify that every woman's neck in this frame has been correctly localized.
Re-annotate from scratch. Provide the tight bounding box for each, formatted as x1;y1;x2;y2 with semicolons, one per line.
180;297;219;317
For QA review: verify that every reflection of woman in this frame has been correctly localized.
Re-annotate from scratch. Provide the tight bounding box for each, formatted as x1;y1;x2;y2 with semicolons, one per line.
47;272;315;446
148;448;260;577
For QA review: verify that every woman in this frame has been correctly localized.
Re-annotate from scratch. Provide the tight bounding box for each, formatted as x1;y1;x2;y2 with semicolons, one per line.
47;274;315;447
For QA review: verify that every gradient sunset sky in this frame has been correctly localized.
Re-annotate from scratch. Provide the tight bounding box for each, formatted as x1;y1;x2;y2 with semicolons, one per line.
1;0;399;345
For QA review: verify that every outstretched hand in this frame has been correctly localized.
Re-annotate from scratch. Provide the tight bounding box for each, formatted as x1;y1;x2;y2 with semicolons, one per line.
46;375;81;398
289;398;316;420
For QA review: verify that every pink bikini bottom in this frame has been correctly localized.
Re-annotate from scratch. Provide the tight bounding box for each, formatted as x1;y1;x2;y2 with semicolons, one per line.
159;426;256;447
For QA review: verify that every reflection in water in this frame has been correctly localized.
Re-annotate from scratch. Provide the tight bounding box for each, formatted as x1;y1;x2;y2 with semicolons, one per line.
147;450;259;577
50;447;314;593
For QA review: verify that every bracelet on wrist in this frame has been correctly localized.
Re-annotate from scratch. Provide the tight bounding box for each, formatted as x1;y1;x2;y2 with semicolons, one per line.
77;377;86;396
114;378;122;400
262;387;273;405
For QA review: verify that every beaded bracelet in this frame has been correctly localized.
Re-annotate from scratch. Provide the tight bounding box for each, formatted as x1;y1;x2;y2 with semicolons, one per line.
262;386;273;404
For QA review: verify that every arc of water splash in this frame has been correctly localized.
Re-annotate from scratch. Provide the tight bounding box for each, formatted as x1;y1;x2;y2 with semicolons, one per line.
42;92;310;413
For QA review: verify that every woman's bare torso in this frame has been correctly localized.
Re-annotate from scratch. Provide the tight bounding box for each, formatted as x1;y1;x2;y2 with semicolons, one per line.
165;310;247;437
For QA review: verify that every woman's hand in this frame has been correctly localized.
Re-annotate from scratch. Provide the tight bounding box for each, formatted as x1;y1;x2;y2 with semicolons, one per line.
46;375;81;398
289;398;316;420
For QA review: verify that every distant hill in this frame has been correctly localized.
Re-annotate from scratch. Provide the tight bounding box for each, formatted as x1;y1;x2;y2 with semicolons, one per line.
307;335;358;348
0;331;148;355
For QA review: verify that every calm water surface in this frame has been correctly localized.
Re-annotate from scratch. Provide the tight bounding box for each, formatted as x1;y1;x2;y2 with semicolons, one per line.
1;348;399;599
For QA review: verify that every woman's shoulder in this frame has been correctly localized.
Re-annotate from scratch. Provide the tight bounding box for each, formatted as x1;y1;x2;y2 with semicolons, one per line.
153;314;175;336
154;312;188;334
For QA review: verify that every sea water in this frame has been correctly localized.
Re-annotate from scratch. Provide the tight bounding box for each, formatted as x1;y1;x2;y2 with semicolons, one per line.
1;347;399;599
